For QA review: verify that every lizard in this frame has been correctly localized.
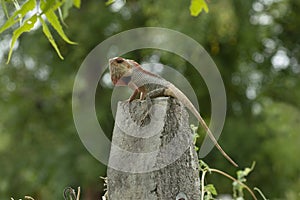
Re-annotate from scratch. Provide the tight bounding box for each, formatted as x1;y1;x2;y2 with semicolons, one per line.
109;57;238;167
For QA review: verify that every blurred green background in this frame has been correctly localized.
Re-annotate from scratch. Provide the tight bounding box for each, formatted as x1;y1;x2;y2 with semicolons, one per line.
0;0;299;199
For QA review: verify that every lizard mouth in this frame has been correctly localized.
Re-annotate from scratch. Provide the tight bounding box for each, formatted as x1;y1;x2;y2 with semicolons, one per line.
109;65;120;85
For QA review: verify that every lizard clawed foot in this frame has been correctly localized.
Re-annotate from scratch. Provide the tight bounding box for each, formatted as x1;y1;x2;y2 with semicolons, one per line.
140;89;166;124
140;95;153;124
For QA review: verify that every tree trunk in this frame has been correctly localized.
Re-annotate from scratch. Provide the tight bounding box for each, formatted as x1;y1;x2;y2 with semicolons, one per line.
106;97;200;200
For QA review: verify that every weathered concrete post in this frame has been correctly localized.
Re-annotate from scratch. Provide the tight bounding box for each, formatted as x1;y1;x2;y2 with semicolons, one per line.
106;97;200;200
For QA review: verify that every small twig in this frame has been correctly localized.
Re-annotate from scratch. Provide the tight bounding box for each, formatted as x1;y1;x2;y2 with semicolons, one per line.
254;187;268;200
76;187;81;200
25;196;35;200
200;170;207;200
63;187;77;200
210;168;258;200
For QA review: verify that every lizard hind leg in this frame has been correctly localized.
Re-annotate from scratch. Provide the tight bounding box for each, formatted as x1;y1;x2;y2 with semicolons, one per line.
146;88;167;99
145;87;167;111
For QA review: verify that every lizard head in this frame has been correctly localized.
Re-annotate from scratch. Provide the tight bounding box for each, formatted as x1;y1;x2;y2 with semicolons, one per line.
109;57;139;86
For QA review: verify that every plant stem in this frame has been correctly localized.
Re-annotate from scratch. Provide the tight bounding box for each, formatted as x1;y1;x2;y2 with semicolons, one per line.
210;168;258;200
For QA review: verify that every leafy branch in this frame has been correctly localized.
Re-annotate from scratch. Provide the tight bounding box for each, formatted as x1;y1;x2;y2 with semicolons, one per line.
191;126;268;200
0;0;80;63
106;0;209;16
199;160;268;200
0;0;209;63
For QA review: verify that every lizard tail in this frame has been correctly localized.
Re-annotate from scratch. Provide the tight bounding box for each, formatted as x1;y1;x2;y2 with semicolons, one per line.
168;84;238;167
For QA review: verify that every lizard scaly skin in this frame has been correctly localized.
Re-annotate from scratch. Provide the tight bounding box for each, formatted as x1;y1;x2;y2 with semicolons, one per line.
109;57;238;167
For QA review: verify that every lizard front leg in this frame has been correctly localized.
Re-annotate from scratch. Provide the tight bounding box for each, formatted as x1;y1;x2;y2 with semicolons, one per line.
135;87;168;123
128;89;139;102
128;81;140;102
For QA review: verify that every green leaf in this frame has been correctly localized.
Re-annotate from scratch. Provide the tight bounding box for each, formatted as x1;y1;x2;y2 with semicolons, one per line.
1;0;9;18
0;0;36;34
62;0;74;18
61;0;81;18
190;124;199;144
237;161;256;179
189;0;209;17
106;0;115;6
39;16;64;60
40;0;63;15
73;0;81;8
7;14;38;63
205;184;218;195
40;0;55;14
199;160;210;172
44;9;77;44
39;0;76;45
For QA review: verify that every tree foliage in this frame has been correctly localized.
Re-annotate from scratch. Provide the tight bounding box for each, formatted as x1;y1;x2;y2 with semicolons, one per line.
0;0;208;63
0;0;79;63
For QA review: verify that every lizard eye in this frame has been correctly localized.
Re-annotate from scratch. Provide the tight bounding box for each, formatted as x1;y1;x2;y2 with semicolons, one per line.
116;58;124;64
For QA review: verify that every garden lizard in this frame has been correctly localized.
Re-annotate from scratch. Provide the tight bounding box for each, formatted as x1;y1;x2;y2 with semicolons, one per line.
109;57;238;167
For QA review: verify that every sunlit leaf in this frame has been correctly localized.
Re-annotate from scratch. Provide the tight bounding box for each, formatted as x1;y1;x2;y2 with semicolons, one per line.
0;0;36;34
189;0;209;17
40;0;55;14
44;9;77;44
40;0;63;14
73;0;81;8
205;184;218;195
39;16;64;60
106;0;115;6
7;14;38;63
39;0;76;45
